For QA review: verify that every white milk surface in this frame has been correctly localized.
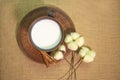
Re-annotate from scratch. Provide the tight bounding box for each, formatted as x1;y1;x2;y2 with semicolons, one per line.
30;19;62;50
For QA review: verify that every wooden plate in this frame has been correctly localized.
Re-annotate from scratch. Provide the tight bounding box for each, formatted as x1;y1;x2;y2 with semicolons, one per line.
17;6;75;64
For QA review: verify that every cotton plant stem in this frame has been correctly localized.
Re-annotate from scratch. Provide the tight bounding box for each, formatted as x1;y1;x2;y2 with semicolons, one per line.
58;52;72;80
71;51;76;80
75;58;82;66
73;54;83;80
57;51;72;80
66;60;83;80
70;52;73;80
58;54;82;80
67;51;77;80
57;57;72;80
70;63;72;80
73;52;77;80
66;51;74;80
70;51;73;80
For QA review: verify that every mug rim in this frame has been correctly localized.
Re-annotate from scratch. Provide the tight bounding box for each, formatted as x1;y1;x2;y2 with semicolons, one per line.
29;16;64;52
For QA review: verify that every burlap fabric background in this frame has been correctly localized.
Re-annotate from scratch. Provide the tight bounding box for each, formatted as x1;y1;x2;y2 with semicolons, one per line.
0;0;120;80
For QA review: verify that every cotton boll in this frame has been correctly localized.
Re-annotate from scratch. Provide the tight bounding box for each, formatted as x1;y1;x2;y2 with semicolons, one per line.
67;42;78;51
58;45;66;52
83;55;94;63
70;32;80;40
79;48;87;57
78;46;89;57
82;48;96;63
53;51;64;60
82;46;90;52
87;50;96;58
75;37;84;47
64;34;73;43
